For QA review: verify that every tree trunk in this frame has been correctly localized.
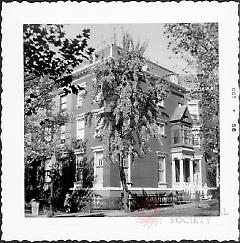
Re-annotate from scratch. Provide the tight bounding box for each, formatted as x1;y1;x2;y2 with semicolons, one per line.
119;158;129;212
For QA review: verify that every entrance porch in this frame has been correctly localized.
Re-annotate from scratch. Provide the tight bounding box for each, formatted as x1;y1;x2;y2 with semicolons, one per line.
172;156;203;193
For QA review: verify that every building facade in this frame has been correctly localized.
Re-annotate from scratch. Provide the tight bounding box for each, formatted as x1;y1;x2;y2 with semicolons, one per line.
57;44;207;198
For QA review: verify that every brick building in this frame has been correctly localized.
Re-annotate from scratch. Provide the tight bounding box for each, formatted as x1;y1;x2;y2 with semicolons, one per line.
56;44;208;198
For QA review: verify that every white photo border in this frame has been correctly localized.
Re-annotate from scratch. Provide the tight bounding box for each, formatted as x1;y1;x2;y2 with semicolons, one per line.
2;1;239;241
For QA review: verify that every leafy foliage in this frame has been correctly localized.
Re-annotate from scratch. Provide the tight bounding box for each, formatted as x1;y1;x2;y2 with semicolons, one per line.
24;24;94;205
86;33;170;209
24;24;94;115
164;23;219;186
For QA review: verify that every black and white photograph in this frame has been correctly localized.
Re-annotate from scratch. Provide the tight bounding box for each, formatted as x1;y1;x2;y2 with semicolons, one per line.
2;2;239;241
24;23;220;218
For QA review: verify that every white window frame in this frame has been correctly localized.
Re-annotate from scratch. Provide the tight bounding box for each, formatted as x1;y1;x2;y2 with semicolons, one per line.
188;102;199;120
75;153;84;183
76;83;86;107
157;156;166;184
97;155;103;167
158;123;165;136
76;153;84;168
76;116;85;140
44;159;52;183
60;95;67;111
192;128;201;147
122;157;128;168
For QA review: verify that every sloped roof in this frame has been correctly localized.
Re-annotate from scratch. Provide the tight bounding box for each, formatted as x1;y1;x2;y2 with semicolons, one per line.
170;106;193;124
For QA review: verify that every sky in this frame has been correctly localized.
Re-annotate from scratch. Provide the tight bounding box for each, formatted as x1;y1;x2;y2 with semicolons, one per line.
64;24;190;74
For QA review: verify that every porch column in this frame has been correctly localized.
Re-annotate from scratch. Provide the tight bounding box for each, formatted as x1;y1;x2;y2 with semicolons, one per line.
179;158;184;186
189;159;194;183
172;159;176;186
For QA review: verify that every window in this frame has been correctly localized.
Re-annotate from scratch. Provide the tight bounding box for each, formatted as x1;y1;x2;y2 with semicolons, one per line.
77;90;85;107
76;154;84;168
158;156;165;183
183;129;189;144
182;127;191;145
60;125;66;144
96;151;103;167
122;157;128;168
94;92;102;103
60;95;67;111
193;160;200;173
192;129;200;146
188;103;199;120
120;157;129;184
158;123;165;136
94;47;111;62
77;84;86;107
76;117;85;140
178;102;184;107
172;128;180;144
75;154;84;182
191;114;198;121
44;159;52;183
94;114;104;138
175;159;180;182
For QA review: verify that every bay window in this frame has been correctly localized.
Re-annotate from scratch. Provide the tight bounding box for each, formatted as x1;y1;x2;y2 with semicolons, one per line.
172;128;180;144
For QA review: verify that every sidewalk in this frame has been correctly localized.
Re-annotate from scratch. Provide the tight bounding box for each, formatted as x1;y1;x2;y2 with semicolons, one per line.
25;211;105;217
25;199;219;218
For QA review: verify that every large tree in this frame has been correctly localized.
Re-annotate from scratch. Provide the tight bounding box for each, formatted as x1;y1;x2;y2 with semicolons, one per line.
164;23;219;187
87;34;170;210
24;24;94;203
24;24;94;115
